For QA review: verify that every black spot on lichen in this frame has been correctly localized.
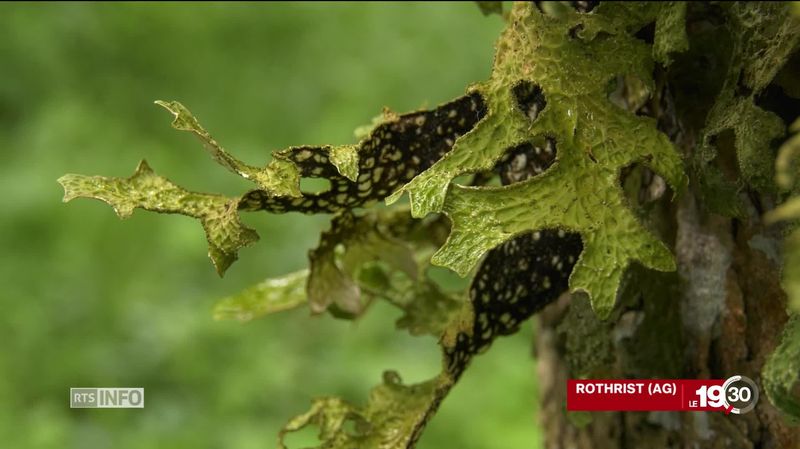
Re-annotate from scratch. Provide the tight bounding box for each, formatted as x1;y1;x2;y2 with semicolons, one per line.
445;228;582;376
239;92;487;214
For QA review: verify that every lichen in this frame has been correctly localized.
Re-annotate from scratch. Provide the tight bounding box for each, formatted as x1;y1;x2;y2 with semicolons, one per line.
212;269;308;322
58;2;739;447
766;119;800;313
58;160;259;275
763;315;800;423
390;2;687;317
695;2;800;214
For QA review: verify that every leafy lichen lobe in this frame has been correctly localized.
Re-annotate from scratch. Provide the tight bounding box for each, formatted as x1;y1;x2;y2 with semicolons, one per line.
58;2;721;447
393;2;688;317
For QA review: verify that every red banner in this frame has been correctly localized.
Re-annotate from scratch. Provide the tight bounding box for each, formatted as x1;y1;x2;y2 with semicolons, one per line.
567;377;758;414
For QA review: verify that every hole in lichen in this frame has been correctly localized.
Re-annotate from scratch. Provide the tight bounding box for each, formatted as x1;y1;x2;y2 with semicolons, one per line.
607;76;626;109
452;171;502;187
427;265;471;293
533;1;570;17
494;137;557;185
755;81;800;126
634;21;656;45
512;81;546;122
607;75;651;113
620;162;668;210
452;174;473;186
469;171;502;187
281;424;322;449
299;177;332;194
735;70;753;98
570;1;598;13
534;1;597;15
759;49;800;119
342;414;370;438
568;23;585;39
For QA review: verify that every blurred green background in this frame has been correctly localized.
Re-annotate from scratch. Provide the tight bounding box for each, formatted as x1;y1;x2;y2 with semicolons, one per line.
0;2;542;448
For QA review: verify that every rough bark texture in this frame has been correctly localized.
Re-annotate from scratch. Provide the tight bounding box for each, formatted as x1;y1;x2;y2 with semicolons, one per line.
535;209;798;449
534;61;800;449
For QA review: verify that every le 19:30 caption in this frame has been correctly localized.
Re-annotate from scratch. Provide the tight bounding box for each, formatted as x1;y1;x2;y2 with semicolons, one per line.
568;376;758;414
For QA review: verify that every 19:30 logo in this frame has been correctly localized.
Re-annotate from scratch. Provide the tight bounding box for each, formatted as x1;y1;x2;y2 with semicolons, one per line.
694;375;759;414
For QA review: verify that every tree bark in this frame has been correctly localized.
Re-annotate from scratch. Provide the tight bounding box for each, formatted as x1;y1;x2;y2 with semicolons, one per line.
534;145;798;449
534;37;799;445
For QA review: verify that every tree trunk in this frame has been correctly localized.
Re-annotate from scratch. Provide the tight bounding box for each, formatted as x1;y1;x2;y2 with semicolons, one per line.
535;176;798;449
532;32;800;442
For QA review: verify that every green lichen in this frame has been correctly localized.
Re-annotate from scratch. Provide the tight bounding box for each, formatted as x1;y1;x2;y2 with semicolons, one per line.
389;2;687;317
775;119;800;193
307;211;419;316
58;160;258;275
213;205;460;333
60;2;755;447
763;120;800;422
766;119;800;313
328;145;360;182
652;2;688;65
278;5;693;445
278;372;447;449
763;316;800;423
213;269;308;322
156;100;304;197
696;2;800;214
212;209;461;337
